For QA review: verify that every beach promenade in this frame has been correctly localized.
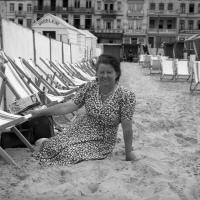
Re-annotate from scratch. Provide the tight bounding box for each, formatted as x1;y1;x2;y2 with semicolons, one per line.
0;62;200;200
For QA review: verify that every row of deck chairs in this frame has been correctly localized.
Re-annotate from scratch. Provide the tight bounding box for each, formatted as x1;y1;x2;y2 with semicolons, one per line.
0;51;97;167
139;54;200;93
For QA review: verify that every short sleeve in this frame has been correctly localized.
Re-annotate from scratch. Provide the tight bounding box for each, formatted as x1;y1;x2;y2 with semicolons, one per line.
72;82;91;107
120;90;136;121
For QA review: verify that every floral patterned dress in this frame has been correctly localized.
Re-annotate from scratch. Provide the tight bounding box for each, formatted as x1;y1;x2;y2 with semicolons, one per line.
33;81;136;166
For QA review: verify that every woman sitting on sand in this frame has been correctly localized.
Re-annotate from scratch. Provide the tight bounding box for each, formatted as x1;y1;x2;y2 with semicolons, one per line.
31;54;137;166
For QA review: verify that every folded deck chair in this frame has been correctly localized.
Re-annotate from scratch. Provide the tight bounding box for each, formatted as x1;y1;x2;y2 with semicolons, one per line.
0;110;34;166
139;54;145;65
160;60;175;80
142;55;151;68
150;57;161;74
190;61;200;93
175;60;191;81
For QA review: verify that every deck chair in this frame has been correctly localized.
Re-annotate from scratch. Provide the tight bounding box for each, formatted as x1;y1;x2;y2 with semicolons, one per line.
73;63;95;81
150;56;161;74
139;54;145;66
190;61;200;93
56;62;87;86
175;60;191;81
142;55;151;68
0;110;34;166
160;60;175;80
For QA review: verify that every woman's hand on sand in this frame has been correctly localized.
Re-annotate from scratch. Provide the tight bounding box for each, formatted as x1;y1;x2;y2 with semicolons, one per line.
125;151;138;161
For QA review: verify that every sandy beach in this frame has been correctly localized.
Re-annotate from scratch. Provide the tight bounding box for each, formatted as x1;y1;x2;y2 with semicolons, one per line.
0;62;200;200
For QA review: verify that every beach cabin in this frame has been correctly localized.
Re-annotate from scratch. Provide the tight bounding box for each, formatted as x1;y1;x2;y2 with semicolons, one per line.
32;13;79;45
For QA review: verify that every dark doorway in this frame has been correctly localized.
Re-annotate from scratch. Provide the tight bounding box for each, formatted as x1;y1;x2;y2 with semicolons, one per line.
43;31;56;39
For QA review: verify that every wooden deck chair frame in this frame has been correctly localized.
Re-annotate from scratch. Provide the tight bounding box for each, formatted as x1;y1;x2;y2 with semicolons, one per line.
47;60;77;87
160;60;175;81
0;111;34;167
174;60;191;81
190;61;200;93
39;57;72;89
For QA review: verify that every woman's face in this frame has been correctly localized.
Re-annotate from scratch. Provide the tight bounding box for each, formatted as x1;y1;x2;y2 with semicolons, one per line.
96;63;118;86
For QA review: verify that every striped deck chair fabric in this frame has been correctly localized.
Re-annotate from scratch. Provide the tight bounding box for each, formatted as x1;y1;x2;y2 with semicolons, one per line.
0;110;34;167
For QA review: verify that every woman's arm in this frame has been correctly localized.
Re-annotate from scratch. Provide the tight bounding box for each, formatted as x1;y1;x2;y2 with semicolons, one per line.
31;100;80;118
121;119;137;161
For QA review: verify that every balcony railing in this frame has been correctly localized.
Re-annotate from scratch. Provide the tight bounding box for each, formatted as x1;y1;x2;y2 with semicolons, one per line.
148;9;179;16
124;29;146;35
15;11;27;17
94;29;123;34
127;10;144;17
179;29;200;34
67;7;94;13
34;6;94;13
148;28;177;34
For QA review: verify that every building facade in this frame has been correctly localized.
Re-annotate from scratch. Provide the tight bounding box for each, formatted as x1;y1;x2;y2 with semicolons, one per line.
32;0;94;29
92;0;124;43
146;0;200;48
123;0;147;44
0;0;34;28
1;0;200;46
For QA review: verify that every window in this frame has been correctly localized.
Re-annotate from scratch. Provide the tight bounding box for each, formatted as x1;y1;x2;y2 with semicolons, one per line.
149;3;155;10
97;19;100;29
63;0;68;9
167;20;172;29
62;14;68;23
106;21;111;29
159;3;164;11
110;4;113;11
27;4;32;13
75;0;80;8
117;19;121;29
86;0;91;8
168;3;173;11
9;18;15;22
104;4;108;10
97;1;101;10
85;15;92;29
197;20;200;29
18;19;23;25
180;20;185;30
10;3;14;12
180;3;185;13
18;3;23;11
159;20;163;29
117;2;121;11
38;0;43;10
26;19;32;28
51;0;56;11
188;20;194;30
149;19;155;29
74;15;80;28
198;4;200;13
189;4;194;13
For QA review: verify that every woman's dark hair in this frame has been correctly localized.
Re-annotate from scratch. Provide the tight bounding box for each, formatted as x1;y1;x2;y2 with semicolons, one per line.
96;54;121;82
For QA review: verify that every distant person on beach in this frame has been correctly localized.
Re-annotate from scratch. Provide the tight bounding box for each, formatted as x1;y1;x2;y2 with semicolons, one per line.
30;54;137;166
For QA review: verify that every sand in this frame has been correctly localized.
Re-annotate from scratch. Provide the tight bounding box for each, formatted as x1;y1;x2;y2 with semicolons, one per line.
0;62;200;200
